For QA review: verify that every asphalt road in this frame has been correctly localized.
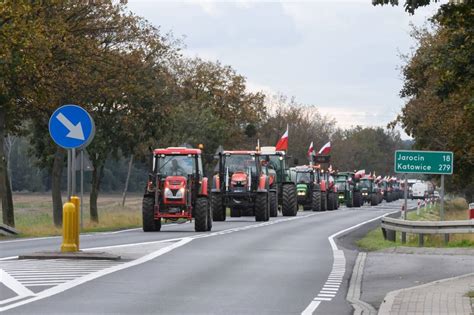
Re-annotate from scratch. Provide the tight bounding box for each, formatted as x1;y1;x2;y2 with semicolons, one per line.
0;200;408;314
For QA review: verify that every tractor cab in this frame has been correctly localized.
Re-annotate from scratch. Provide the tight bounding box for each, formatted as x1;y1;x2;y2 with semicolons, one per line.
142;147;211;232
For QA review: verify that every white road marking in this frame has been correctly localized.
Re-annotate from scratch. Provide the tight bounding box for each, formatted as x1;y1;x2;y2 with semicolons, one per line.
0;269;34;296
301;208;401;314
301;301;321;315
313;297;332;301
0;259;121;291
0;238;192;312
1;213;320;312
318;294;336;297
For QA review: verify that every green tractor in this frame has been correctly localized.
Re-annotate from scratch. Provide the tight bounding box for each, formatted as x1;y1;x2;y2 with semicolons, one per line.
358;174;381;206
259;146;298;217
335;171;362;208
290;166;322;211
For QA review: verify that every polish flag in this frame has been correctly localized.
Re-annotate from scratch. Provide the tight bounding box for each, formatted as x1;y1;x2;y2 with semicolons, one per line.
307;141;314;158
317;141;331;155
275;126;289;151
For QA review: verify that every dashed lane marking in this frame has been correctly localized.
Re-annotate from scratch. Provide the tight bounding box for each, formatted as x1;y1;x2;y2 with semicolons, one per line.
301;207;401;314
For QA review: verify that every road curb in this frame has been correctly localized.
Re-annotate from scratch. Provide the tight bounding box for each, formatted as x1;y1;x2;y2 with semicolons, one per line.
18;251;121;260
346;252;377;315
378;272;474;315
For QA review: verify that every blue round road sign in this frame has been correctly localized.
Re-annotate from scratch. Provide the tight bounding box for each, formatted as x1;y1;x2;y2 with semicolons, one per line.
49;105;95;149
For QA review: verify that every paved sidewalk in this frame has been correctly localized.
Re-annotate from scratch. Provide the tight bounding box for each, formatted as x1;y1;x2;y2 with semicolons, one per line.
378;273;474;315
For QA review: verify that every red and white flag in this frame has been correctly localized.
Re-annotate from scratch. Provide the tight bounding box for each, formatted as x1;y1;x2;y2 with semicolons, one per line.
317;141;331;155
307;141;314;158
275;125;289;151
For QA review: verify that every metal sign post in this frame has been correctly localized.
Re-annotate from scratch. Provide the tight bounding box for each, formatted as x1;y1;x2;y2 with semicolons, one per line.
440;175;445;221
81;150;84;230
403;174;408;220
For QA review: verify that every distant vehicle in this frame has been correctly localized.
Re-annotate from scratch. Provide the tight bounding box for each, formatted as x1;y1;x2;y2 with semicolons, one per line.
411;181;434;199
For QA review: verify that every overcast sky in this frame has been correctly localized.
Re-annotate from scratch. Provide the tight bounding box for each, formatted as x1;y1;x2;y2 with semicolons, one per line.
127;0;445;139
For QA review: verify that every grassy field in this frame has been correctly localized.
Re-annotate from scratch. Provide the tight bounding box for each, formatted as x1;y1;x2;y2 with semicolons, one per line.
357;198;474;251
1;193;144;238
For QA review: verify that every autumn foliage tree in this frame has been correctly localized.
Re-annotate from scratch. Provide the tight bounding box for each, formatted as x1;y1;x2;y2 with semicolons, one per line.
392;2;474;200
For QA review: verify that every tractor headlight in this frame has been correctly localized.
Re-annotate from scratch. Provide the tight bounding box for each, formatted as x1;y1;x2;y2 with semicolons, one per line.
298;191;306;196
164;188;173;198
175;188;185;198
362;192;368;196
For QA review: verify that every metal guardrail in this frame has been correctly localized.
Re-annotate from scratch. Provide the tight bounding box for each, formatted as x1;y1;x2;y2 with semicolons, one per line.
0;223;18;236
381;217;474;246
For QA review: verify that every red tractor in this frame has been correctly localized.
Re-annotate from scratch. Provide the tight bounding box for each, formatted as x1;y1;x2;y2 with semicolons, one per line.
142;147;211;232
317;167;338;211
211;150;270;221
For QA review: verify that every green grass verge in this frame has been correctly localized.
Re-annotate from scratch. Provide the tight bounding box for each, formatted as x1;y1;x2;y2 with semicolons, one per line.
466;291;474;298
357;227;474;251
357;197;474;251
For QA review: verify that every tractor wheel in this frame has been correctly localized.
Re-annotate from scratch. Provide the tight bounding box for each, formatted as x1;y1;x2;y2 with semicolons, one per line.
282;184;297;216
370;194;378;206
230;207;241;217
321;192;327;211
142;196;161;232
386;192;392;202
194;197;209;232
347;192;353;208
353;191;362;207
327;193;336;210
312;190;322;212
211;193;226;221
255;192;269;222
269;191;278;217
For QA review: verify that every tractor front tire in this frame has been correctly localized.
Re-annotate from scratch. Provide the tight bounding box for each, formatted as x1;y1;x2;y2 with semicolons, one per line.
347;193;353;208
269;191;278;217
353;191;362;207
312;190;322;212
255;192;269;222
194;197;210;232
211;193;226;221
370;194;378;206
327;193;336;210
282;184;297;216
142;196;161;232
321;192;327;211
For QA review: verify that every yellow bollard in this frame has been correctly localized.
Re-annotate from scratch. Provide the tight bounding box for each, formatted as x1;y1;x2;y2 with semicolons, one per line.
70;196;80;249
61;202;78;252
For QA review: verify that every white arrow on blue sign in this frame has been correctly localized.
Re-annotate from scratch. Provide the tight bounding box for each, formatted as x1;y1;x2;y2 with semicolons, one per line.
49;104;95;149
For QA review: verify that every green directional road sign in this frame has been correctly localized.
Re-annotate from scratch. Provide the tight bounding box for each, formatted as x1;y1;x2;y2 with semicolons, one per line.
394;150;453;174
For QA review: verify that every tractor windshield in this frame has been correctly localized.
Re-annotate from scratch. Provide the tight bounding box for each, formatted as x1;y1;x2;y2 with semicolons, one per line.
158;155;196;177
225;154;257;174
267;155;282;171
336;181;346;191
359;179;370;189
295;171;312;184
